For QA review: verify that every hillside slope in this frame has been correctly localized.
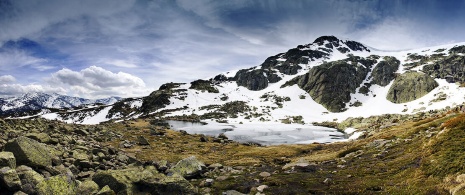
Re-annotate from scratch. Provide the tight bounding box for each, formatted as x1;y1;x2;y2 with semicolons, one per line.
11;36;465;125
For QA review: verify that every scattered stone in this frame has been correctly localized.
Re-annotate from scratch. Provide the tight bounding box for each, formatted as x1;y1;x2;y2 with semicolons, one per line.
4;137;52;168
216;175;229;181
208;163;223;170
257;185;268;192
137;136;150;145
259;172;271;178
74;129;89;136
0;151;16;169
222;190;246;195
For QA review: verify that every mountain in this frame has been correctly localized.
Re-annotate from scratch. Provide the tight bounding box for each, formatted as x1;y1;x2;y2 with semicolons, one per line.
15;35;465;125
0;92;121;117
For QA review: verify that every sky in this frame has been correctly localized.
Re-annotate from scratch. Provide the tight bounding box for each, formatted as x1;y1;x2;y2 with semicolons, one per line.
1;0;465;99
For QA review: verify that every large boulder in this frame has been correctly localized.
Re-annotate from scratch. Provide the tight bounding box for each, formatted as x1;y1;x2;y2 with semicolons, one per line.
0;151;16;169
371;56;400;86
387;71;438;103
92;167;144;194
137;173;196;195
0;167;21;191
168;156;207;179
4;136;52;168
36;175;78;195
92;166;195;195
16;165;45;195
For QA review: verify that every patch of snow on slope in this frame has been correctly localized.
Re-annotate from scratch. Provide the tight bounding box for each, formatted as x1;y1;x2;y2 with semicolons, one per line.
80;106;112;125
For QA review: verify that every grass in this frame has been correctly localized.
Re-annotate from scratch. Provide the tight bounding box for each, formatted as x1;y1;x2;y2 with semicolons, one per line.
96;112;465;194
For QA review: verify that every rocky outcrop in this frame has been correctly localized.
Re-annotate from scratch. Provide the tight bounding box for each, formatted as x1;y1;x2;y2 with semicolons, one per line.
371;56;400;86
387;71;438;103
423;54;465;83
235;68;281;91
295;57;376;112
4;137;52;168
189;79;219;93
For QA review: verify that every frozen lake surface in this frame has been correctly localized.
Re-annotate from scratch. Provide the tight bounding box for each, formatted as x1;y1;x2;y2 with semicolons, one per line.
166;120;347;145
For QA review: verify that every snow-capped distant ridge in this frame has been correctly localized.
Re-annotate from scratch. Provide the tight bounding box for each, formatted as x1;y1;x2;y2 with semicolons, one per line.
0;92;122;116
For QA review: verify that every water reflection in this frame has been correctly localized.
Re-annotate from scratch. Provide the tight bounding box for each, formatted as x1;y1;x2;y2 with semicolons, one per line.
165;120;346;145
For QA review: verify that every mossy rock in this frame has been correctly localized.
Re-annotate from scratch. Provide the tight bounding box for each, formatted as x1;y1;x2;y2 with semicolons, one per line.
0;152;16;169
168;156;207;179
36;175;78;195
16;165;45;194
76;180;99;195
387;71;438;103
4;136;52;168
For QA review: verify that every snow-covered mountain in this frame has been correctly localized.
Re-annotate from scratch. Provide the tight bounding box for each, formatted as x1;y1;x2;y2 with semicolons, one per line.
30;36;465;124
0;92;121;117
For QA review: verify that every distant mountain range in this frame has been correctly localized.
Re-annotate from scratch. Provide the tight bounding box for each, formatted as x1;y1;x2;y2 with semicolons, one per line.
4;35;465;125
0;92;121;117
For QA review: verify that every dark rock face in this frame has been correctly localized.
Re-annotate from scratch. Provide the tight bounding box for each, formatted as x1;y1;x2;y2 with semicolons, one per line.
189;79;219;93
345;40;370;52
423;55;465;83
387;71;438;103
313;36;340;46
235;69;281;91
296;58;374;112
371;56;400;86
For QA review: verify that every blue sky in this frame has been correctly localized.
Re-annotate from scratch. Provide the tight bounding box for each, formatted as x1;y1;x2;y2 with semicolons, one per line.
1;0;465;98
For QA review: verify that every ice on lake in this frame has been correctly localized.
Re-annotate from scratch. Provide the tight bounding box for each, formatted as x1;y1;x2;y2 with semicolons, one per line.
166;120;347;145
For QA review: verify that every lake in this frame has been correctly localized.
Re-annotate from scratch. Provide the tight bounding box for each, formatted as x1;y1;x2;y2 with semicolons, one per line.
165;120;347;145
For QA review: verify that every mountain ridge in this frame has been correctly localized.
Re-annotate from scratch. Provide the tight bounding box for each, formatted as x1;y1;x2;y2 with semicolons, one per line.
4;35;465;127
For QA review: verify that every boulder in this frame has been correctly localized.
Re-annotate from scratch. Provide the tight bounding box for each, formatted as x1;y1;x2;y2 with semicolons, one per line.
0;167;21;191
0;151;16;169
137;173;196;195
4;136;52;168
76;180;99;195
93;166;195;195
92;167;154;194
168;156;207;179
16;165;45;194
25;133;52;144
137;136;150;146
36;175;78;195
387;71;438;103
96;185;116;195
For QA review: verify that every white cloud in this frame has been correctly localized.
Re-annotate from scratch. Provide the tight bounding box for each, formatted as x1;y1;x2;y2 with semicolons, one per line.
0;49;47;70
0;75;16;84
48;66;149;98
